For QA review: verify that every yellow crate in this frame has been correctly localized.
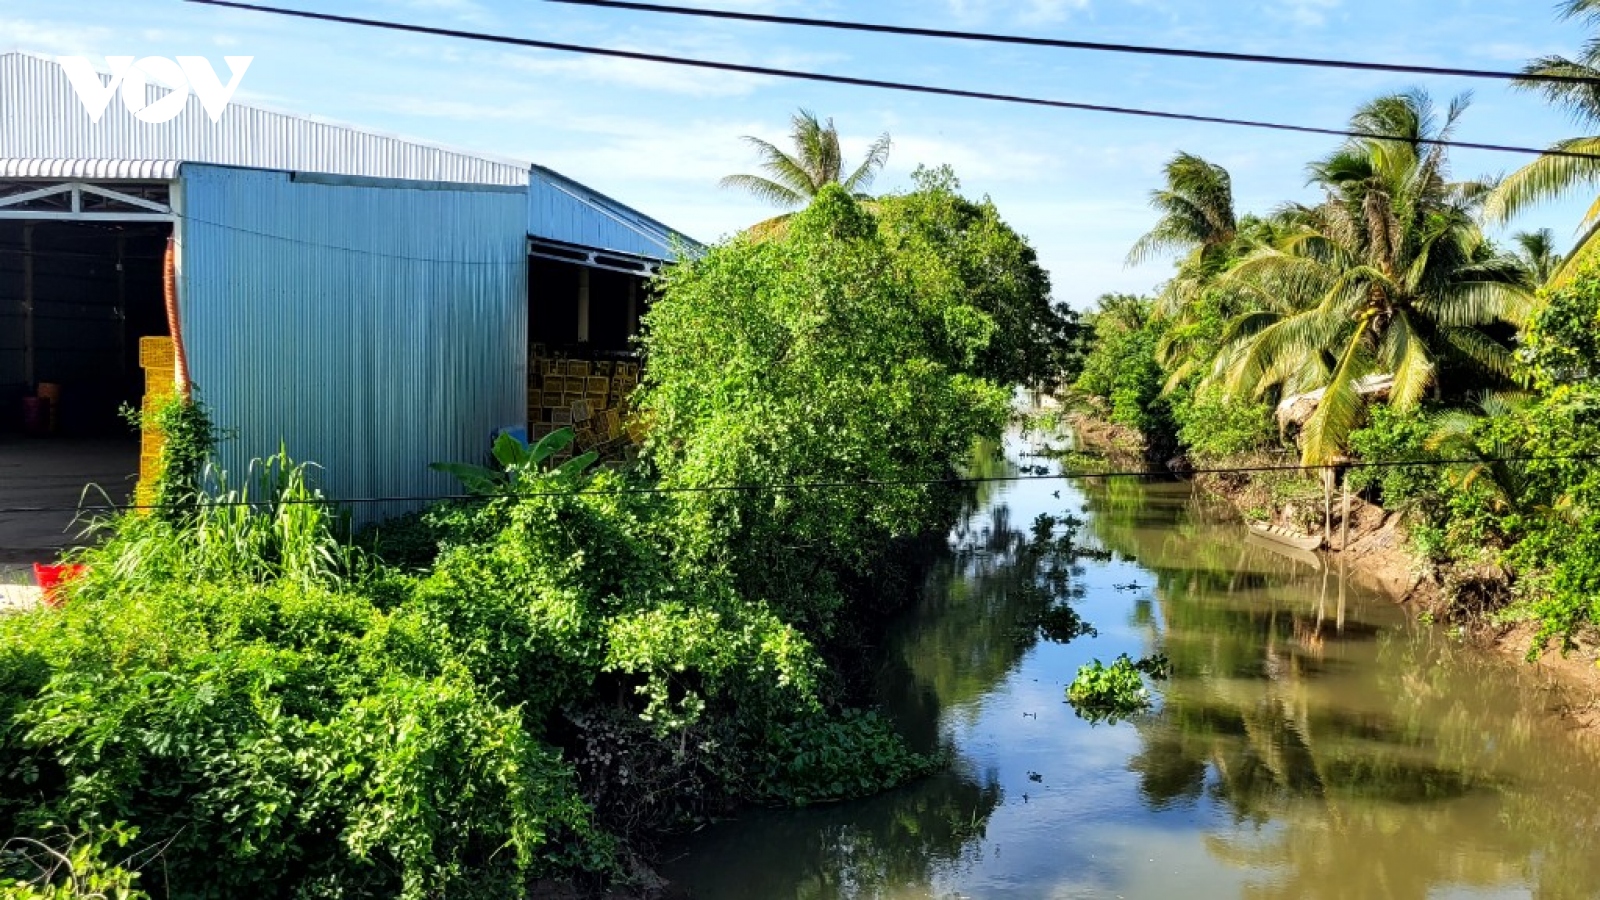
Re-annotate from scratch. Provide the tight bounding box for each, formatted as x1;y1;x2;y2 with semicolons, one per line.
134;482;158;514
595;361;614;377
139;454;164;482
568;360;591;377
145;369;176;398
551;408;572;425
139;336;174;369
528;390;543;410
585;376;608;393
575;427;596;450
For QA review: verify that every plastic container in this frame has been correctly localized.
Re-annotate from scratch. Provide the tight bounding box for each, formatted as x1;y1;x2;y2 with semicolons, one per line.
32;563;86;608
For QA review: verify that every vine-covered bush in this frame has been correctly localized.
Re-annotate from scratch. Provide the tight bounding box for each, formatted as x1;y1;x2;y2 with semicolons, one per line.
637;186;1012;636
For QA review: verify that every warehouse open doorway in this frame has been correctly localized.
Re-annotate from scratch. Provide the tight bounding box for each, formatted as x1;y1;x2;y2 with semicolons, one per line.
525;238;659;445
0;179;175;558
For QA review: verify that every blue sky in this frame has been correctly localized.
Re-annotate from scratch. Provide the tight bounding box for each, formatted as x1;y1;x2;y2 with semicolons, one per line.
2;0;1591;307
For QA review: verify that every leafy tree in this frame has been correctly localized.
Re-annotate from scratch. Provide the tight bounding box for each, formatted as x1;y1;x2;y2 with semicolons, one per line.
1074;294;1175;449
720;109;891;211
1485;0;1600;284
637;186;1011;635
875;165;1064;386
1208;90;1532;464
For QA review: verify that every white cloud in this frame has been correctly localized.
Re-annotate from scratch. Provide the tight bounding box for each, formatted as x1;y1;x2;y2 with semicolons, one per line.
497;50;774;98
1272;0;1341;28
0;18;118;56
945;0;1092;25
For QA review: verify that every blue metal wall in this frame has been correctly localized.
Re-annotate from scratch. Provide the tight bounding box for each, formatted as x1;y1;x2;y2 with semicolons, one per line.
176;164;528;523
528;165;699;262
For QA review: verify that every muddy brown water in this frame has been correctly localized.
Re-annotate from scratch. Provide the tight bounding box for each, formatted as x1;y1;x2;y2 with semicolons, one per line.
663;433;1600;900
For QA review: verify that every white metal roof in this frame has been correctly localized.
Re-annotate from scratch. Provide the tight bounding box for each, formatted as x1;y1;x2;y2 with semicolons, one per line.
0;158;180;179
0;51;702;257
0;51;528;186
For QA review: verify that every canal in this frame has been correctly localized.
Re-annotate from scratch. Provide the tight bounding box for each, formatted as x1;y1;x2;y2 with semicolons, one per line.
665;431;1600;899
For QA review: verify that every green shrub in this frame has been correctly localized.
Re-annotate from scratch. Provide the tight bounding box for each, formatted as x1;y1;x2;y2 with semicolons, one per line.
1346;405;1442;514
1171;385;1276;461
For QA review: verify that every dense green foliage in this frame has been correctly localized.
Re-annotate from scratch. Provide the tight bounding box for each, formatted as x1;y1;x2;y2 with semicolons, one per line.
875;166;1065;386
0;182;1060;896
1072;295;1175;449
0;825;147;900
636;186;1014;636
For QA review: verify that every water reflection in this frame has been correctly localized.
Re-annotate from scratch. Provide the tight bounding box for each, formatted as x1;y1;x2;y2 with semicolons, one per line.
667;439;1600;900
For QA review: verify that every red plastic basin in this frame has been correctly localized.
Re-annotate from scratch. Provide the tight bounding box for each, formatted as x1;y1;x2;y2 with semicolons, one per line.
32;563;86;608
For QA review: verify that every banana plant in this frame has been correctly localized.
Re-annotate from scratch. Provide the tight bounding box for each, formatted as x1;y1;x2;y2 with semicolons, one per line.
430;427;598;494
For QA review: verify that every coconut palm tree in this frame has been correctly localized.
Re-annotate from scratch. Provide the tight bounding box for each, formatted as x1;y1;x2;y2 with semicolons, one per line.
721;109;891;210
1129;153;1242;383
1207;90;1533;465
1484;0;1600;284
1127;152;1239;271
1513;228;1567;287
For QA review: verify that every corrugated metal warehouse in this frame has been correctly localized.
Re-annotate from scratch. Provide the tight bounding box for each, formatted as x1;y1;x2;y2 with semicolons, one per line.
0;51;698;540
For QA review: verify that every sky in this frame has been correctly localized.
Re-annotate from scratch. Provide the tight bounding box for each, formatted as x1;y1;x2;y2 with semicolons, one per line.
2;0;1592;308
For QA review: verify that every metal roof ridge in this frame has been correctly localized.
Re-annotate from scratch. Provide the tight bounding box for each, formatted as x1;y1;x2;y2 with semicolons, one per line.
0;51;535;177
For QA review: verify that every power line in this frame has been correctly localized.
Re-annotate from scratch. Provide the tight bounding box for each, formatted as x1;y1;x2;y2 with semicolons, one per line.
4;452;1595;516
183;0;1600;162
541;0;1596;87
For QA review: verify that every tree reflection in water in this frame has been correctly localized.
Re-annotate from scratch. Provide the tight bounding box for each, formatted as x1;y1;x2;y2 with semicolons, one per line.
1083;477;1600;900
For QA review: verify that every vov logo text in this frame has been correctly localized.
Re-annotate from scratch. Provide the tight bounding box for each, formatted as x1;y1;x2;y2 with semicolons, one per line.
59;56;253;124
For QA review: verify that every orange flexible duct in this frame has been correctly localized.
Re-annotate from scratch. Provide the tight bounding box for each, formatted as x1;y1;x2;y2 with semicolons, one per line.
164;236;192;400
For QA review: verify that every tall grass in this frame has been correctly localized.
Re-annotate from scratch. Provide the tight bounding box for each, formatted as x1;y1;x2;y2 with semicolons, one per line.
69;448;357;592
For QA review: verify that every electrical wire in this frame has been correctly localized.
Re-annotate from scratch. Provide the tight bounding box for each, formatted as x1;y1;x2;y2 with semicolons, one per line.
3;452;1596;516
182;0;1600;162
540;0;1597;87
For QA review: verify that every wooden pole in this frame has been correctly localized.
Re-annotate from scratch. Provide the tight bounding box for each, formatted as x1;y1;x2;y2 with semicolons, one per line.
1323;466;1333;547
576;267;591;344
116;234;127;388
22;224;34;390
1341;475;1352;551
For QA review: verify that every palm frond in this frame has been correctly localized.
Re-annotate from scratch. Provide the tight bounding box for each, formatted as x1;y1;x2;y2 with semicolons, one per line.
1548;217;1600;288
1441;327;1517;379
1483;136;1600;224
719;172;809;209
841;132;892;194
1379;308;1435;410
1299;316;1376;466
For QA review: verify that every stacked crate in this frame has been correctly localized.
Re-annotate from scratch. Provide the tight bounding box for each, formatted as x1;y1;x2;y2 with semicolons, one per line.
135;336;176;510
526;348;644;454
